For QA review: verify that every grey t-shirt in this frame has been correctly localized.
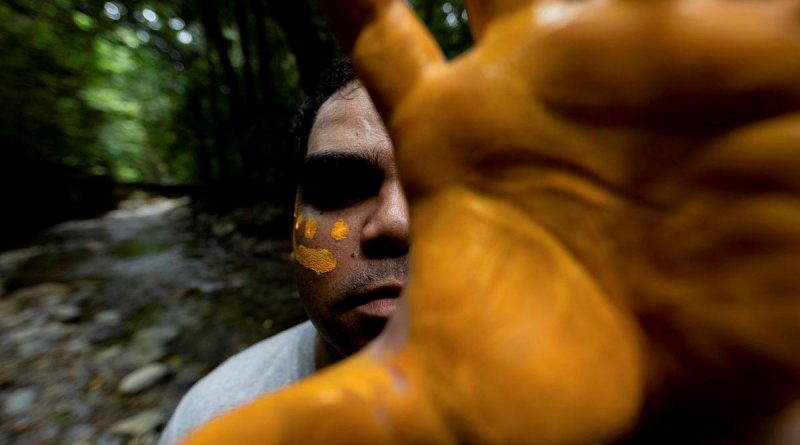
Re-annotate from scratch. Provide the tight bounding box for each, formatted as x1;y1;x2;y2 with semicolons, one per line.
158;321;317;445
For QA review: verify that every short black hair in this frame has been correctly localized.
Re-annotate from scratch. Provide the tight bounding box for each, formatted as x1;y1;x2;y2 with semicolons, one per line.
289;59;358;190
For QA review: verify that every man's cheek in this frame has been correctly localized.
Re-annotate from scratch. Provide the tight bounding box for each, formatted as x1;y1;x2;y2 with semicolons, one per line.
293;214;348;275
304;217;318;239
331;218;350;241
295;245;337;274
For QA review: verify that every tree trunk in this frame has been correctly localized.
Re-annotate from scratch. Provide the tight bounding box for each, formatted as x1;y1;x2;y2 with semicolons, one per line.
199;0;243;181
234;0;261;180
269;0;335;92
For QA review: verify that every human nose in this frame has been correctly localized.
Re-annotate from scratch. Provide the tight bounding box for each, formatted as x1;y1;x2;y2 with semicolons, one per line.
360;179;410;259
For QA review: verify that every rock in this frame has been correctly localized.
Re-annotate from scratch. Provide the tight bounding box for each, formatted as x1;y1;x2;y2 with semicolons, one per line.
89;322;126;344
49;304;81;322
212;221;236;237
0;247;41;272
129;432;158;445
174;363;207;388
95;432;125;445
120;343;167;369
42;294;66;307
65;337;90;354
63;399;93;422
16;339;50;359
226;272;248;288
3;387;39;416
67;286;95;305
82;240;104;253
251;239;280;256
10;322;70;357
10;415;33;433
94;310;122;325
10;430;43;445
11;308;47;327
35;425;59;443
6;282;70;302
118;363;169;394
0;299;16;319
108;409;165;436
16;326;73;358
93;345;123;366
9;324;49;345
64;424;95;444
133;325;179;346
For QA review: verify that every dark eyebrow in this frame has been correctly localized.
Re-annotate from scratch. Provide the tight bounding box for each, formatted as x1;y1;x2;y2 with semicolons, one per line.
302;150;382;177
299;150;385;210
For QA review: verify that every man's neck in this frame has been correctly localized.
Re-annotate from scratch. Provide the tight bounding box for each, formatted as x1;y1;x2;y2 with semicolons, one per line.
313;333;346;371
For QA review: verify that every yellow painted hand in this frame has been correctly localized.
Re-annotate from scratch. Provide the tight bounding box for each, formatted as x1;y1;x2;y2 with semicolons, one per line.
182;1;800;443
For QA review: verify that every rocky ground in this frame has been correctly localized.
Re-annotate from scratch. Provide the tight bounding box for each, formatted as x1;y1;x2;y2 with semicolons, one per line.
0;196;307;444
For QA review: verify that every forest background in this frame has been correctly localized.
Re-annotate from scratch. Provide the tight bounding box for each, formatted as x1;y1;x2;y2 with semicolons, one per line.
1;0;472;250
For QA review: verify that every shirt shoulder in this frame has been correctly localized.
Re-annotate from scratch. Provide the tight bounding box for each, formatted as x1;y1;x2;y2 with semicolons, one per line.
158;321;316;445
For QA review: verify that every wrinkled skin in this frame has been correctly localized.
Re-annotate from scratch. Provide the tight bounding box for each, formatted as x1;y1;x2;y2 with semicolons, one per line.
181;1;800;444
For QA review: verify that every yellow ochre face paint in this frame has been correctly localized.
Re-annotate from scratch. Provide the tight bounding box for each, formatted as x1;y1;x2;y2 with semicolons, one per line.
331;219;350;241
295;245;337;274
304;218;318;239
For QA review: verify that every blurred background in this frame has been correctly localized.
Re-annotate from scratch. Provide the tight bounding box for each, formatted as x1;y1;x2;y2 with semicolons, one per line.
0;1;471;443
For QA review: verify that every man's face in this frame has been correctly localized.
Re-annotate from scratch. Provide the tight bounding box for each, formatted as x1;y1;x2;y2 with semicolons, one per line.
293;82;409;357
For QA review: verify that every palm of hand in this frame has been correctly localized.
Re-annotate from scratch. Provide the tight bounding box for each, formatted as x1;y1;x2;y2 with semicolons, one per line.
183;1;800;443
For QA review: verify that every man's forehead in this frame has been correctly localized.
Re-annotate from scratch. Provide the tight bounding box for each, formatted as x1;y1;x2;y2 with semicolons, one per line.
307;85;392;158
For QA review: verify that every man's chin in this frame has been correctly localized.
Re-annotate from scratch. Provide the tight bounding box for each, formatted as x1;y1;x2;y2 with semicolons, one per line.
336;314;392;356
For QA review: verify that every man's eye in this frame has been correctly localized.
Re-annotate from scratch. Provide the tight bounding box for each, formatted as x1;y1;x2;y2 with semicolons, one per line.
302;172;382;210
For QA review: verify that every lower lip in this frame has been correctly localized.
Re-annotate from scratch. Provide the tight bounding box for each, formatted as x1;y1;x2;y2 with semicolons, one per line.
356;298;397;317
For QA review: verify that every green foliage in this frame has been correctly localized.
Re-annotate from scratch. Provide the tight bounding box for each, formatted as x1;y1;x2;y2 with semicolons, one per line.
409;0;473;59
0;0;473;189
0;1;103;171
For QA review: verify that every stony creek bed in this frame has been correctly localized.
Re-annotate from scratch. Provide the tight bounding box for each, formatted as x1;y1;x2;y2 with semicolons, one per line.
0;196;307;445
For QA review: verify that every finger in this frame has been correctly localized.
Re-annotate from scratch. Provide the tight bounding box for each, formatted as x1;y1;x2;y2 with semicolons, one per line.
180;351;453;445
466;0;534;40
524;0;800;124
318;0;445;118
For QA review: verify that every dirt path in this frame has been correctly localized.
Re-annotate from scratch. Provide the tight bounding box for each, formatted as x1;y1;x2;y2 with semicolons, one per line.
0;197;306;445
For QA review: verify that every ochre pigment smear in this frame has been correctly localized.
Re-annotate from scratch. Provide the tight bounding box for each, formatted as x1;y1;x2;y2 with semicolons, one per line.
304;218;317;239
295;245;337;274
331;219;350;241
